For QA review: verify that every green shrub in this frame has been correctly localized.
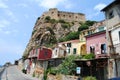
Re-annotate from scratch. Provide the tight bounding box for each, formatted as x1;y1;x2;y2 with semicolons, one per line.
61;24;69;29
48;55;82;75
45;16;51;21
48;68;59;75
58;19;65;23
83;53;95;59
83;76;97;80
22;69;27;74
32;72;35;77
50;19;57;24
58;55;81;75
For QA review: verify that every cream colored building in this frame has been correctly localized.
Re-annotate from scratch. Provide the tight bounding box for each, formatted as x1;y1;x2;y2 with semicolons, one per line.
52;40;80;58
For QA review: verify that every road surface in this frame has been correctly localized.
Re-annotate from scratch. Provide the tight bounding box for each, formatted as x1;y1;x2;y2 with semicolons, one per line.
0;66;39;80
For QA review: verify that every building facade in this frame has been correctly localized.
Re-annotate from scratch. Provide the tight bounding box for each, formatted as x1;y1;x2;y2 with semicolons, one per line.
86;30;107;58
102;0;120;54
102;0;120;78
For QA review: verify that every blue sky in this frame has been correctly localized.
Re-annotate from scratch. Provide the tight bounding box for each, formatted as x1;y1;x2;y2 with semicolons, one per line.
0;0;113;65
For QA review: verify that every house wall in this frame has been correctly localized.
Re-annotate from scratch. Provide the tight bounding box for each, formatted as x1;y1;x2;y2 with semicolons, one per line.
52;47;59;58
79;29;95;55
38;48;52;60
111;26;120;45
71;42;79;55
105;4;120;54
111;26;120;54
105;4;120;31
86;32;106;55
18;59;23;70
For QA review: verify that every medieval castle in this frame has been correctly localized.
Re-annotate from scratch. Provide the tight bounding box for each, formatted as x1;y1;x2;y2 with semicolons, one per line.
40;8;86;22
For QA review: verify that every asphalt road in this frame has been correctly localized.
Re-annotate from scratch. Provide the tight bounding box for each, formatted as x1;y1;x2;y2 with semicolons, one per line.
0;66;39;80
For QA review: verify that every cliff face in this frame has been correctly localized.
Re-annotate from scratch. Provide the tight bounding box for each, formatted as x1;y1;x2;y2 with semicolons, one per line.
31;19;80;47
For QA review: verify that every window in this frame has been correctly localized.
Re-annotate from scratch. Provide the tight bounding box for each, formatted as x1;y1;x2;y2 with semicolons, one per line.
67;43;71;47
98;26;104;31
108;10;114;19
101;44;106;54
73;48;76;54
68;48;70;53
55;50;57;55
90;46;95;54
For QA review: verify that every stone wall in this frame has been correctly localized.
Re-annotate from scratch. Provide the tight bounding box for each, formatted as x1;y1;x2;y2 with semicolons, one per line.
47;74;78;80
40;8;86;22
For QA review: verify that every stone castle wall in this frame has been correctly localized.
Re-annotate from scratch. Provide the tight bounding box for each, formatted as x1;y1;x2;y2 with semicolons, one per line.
40;8;86;22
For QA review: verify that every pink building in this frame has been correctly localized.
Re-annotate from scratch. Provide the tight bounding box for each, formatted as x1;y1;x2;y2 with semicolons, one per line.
86;30;108;58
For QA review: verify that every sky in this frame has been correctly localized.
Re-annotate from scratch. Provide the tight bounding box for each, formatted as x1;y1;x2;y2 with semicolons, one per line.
0;0;114;65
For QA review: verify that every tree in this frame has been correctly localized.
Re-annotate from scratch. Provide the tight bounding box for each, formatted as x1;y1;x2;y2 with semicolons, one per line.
85;20;96;26
48;55;81;75
78;20;96;32
78;24;88;32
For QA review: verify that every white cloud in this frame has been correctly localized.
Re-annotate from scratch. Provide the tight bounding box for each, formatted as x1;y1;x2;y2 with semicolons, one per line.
35;0;72;9
0;20;10;28
94;3;106;11
1;30;18;35
0;0;18;23
64;3;72;9
18;3;28;8
5;10;18;22
87;12;100;20
4;31;11;34
0;1;8;9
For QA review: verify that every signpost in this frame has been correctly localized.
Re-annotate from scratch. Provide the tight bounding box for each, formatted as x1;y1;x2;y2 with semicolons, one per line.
76;67;81;80
76;67;81;74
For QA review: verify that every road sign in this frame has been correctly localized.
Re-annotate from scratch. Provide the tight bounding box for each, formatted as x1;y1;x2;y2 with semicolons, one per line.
76;67;81;74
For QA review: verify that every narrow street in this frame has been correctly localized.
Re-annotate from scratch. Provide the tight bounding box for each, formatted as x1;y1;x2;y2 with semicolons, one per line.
0;66;39;80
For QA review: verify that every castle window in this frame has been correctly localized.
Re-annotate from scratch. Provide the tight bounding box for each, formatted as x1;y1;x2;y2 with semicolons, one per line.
63;15;65;17
58;14;60;17
69;15;71;18
76;16;78;19
51;12;54;14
